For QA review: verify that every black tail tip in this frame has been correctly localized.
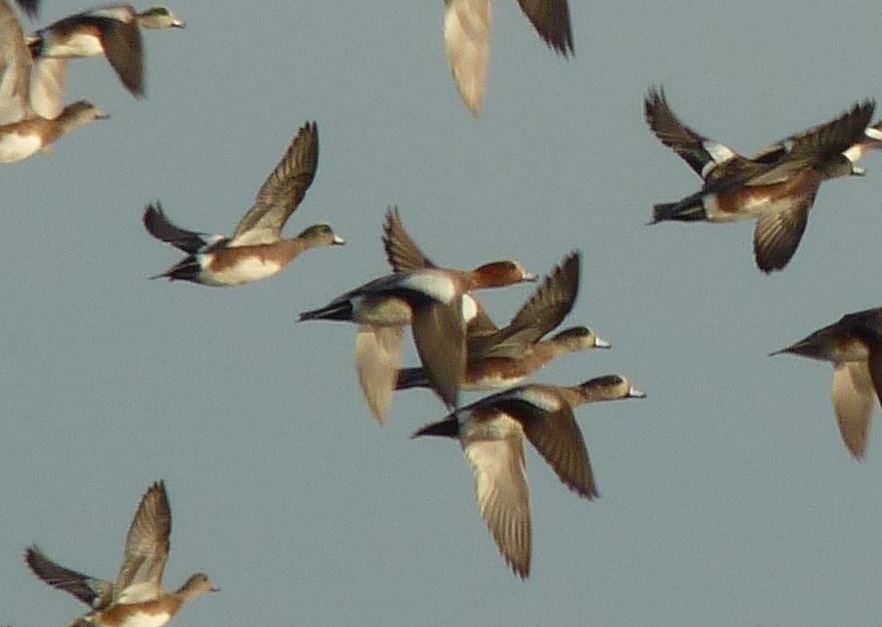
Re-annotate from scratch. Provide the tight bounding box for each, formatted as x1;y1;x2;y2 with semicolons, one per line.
412;418;459;439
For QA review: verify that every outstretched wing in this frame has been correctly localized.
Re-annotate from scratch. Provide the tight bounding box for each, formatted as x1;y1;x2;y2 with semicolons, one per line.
230;121;319;246
24;545;114;609
645;86;740;179
142;203;211;254
517;0;573;55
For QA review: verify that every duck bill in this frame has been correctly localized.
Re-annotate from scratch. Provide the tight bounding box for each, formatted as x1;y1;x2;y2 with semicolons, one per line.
628;387;646;398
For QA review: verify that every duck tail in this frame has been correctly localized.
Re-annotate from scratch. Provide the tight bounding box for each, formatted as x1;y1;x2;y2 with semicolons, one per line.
150;257;201;283
411;417;459;439
395;367;430;390
650;199;706;224
298;300;353;322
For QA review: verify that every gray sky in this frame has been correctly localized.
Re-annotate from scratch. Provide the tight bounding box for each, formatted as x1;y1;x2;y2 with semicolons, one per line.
4;1;882;625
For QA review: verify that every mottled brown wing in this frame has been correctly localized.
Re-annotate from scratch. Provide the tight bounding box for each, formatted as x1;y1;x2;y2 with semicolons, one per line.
752;195;812;273
517;0;573;55
494;394;596;498
754;100;875;162
230;122;319;246
113;481;171;600
473;252;579;357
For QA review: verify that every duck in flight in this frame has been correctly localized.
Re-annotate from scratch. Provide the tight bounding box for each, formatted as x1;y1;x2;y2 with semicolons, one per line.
27;5;185;98
144;121;344;287
0;0;107;164
413;375;645;577
645;87;882;273
25;481;217;626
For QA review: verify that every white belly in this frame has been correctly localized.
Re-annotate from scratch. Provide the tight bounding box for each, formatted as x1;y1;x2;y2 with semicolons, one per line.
0;132;42;163
116;611;172;627
200;255;282;286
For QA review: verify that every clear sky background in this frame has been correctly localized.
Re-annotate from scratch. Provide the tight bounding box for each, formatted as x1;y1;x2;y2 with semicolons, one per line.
3;1;882;625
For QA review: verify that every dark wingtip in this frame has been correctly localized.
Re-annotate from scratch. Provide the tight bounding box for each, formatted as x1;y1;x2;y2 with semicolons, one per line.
16;0;39;18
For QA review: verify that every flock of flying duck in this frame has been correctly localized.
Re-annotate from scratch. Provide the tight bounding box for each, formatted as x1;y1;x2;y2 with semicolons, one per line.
8;0;882;623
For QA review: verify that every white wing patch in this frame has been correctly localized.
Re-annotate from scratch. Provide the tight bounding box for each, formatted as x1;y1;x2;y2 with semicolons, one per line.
865;127;882;141
702;140;737;165
397;271;457;303
511;387;561;413
461;294;478;322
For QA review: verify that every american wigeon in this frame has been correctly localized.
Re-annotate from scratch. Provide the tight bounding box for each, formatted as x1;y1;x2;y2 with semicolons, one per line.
396;252;611;392
771;308;882;459
0;0;107;164
28;5;184;98
25;481;217;626
144;121;344;286
645;87;880;273
444;0;573;116
299;228;535;419
413;375;645;578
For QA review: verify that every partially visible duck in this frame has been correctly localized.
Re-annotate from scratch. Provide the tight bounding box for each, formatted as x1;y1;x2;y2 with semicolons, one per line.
25;481;217;626
413;375;645;578
28;4;185;98
443;0;573;115
396;252;611;391
144;121;344;287
0;0;107;164
771;307;882;458
645;87;879;272
299;253;535;421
